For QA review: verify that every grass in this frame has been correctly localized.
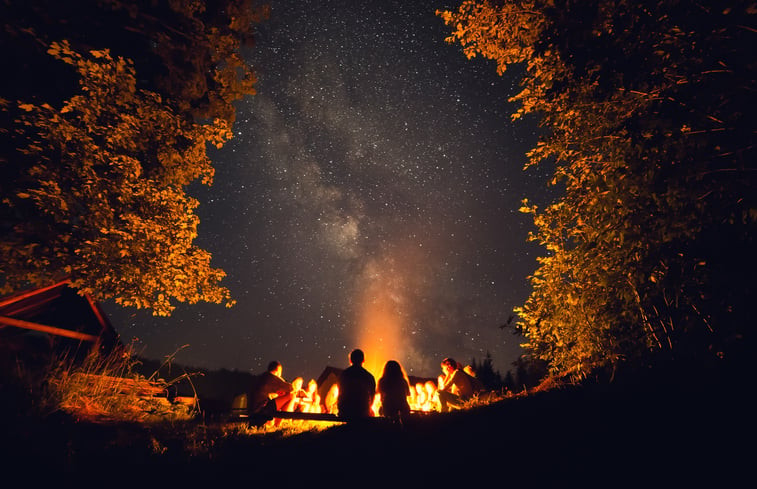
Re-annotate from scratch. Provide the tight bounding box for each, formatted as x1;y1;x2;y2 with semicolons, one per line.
220;418;341;439
41;342;199;423
2;341;748;487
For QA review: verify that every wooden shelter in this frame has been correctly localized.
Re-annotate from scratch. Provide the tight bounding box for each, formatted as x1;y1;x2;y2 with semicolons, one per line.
315;365;343;402
0;279;119;353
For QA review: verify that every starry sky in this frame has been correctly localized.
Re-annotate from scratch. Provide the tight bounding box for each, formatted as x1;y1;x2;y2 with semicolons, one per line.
102;0;549;382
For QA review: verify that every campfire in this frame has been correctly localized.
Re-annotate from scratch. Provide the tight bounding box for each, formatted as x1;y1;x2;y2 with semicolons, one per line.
242;272;486;424
234;357;503;433
270;365;445;419
369;379;442;416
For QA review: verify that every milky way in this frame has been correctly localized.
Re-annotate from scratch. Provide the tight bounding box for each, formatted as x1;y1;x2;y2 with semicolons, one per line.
103;0;548;381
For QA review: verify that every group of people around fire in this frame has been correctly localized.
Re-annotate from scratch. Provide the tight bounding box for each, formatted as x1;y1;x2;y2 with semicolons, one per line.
246;348;486;425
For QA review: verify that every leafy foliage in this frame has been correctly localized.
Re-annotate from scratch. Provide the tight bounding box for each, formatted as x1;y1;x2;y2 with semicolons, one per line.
440;1;756;378
1;1;267;314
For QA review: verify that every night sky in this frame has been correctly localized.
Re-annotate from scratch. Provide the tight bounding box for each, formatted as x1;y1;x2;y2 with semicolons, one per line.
102;0;549;382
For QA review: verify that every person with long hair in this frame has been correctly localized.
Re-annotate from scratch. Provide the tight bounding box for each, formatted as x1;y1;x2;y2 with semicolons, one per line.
377;359;411;420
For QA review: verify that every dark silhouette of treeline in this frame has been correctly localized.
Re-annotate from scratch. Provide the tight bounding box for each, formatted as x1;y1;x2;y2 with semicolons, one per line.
466;351;549;394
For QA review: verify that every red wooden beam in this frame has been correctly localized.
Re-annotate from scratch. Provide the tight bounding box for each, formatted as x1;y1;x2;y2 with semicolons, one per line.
0;314;99;342
0;278;71;309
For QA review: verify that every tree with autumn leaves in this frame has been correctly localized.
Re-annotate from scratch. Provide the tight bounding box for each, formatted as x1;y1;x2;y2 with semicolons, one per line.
440;1;755;378
1;1;267;315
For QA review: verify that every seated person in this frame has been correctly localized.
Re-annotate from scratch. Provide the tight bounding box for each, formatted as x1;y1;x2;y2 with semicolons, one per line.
437;357;474;412
377;360;411;419
337;349;376;420
247;361;293;421
463;364;486;395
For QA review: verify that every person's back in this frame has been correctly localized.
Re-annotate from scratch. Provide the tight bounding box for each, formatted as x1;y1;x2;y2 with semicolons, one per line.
377;360;411;418
447;368;474;400
466;371;485;395
337;349;376;420
463;365;486;395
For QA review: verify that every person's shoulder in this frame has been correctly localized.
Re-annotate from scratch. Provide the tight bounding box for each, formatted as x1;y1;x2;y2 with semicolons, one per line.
363;367;376;380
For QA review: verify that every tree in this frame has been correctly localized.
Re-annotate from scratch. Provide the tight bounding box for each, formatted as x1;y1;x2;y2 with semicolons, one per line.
439;1;755;378
510;355;548;390
1;1;267;315
470;351;505;390
503;370;515;392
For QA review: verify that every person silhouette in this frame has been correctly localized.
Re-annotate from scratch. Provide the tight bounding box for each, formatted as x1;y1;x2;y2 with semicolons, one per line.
336;348;376;421
377;360;411;420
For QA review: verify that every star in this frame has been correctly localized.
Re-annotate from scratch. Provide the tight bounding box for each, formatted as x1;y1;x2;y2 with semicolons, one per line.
104;0;545;382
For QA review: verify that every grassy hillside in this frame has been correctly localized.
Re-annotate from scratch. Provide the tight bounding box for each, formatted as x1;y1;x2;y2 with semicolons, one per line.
2;352;747;487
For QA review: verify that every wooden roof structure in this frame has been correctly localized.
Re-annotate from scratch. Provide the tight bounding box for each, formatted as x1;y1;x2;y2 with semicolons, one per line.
0;279;119;350
315;366;343;402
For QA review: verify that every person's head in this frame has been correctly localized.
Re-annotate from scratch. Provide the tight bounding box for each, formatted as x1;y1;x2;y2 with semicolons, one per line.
441;357;457;375
267;361;282;376
381;360;403;379
349;348;365;366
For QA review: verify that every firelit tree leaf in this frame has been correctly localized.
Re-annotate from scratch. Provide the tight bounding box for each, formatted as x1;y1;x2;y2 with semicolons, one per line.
440;0;755;378
1;1;265;315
